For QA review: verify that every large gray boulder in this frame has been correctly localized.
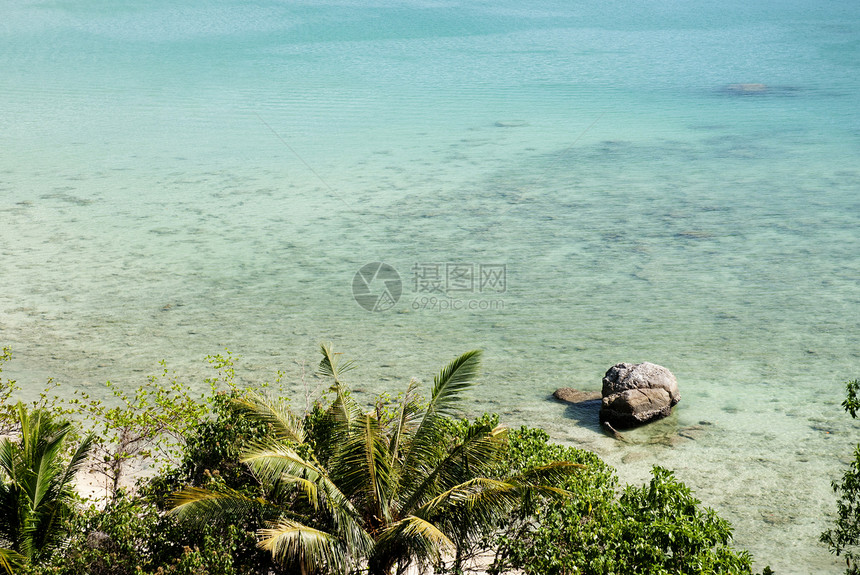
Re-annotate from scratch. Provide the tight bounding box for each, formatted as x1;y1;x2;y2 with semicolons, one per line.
599;362;680;428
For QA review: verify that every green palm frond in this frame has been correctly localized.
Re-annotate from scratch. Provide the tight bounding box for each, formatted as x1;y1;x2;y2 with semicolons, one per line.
242;444;370;550
402;351;482;494
27;431;94;559
51;431;94;506
0;548;25;575
0;405;93;562
168;486;267;526
420;477;519;519
388;378;421;464
373;514;454;569
336;413;393;522
242;443;326;488
427;350;482;417
417;463;581;545
169;470;372;564
20;408;69;507
232;393;306;444
440;424;507;484
241;442;328;507
510;460;585;492
317;343;356;385
326;384;363;433
0;437;16;482
416;476;537;548
441;462;581;539
402;423;504;514
318;344;362;450
258;519;354;574
58;433;95;490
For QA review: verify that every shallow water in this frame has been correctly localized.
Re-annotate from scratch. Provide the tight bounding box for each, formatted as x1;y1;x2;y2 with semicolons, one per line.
2;0;859;572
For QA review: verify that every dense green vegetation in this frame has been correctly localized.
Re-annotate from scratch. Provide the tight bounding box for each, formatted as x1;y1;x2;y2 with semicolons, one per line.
0;405;93;563
821;380;860;574
0;345;768;574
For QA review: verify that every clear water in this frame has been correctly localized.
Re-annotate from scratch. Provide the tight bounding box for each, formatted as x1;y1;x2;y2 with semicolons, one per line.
2;1;859;572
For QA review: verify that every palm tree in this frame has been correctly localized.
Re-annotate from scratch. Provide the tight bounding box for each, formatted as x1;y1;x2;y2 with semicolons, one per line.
0;404;93;565
170;346;580;575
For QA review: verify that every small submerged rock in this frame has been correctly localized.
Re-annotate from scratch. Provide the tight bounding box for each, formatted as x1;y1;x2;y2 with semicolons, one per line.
720;83;801;97
494;120;529;128
622;451;648;464
553;387;602;404
677;424;707;441
725;83;769;94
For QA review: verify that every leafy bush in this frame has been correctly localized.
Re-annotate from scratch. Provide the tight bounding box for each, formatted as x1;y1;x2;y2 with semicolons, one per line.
491;428;756;575
821;379;860;573
430;422;615;573
30;495;252;575
610;467;753;574
14;351;281;575
70;372;207;501
150;387;270;498
0;347;16;435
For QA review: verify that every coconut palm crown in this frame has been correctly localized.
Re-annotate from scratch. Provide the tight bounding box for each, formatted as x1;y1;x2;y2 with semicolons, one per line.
0;404;93;567
170;345;581;575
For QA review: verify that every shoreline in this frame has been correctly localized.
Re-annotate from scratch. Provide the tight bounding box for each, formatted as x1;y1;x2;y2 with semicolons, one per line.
4;353;851;574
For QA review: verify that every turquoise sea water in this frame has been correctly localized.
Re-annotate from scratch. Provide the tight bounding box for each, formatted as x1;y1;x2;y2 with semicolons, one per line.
2;0;859;571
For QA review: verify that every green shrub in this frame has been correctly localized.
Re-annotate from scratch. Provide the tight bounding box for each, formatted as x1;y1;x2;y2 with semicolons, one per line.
0;347;16;435
821;379;860;573
30;495;252;575
491;429;756;575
